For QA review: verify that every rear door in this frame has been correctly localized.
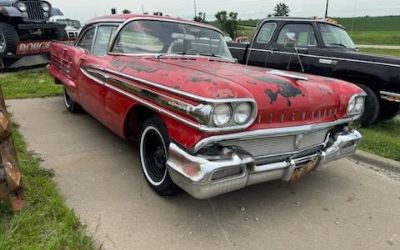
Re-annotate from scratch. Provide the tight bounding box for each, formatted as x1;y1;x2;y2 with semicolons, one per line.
76;24;118;121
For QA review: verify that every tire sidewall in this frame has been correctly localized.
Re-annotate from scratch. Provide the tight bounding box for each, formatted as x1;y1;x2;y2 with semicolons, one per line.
139;125;168;186
358;84;380;127
0;22;19;57
139;116;179;196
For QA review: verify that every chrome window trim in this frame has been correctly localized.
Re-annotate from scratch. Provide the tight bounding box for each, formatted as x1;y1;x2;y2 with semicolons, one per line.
246;48;400;68
193;117;357;152
107;17;225;56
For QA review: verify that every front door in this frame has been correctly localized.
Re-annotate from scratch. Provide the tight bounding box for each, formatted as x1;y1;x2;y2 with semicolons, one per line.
265;23;319;73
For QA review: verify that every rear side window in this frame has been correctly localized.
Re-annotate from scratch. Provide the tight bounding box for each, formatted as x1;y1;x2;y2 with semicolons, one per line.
93;26;117;56
276;23;317;47
77;27;96;52
256;22;276;44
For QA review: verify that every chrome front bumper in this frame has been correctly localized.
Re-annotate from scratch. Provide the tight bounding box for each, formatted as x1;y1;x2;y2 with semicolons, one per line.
167;129;362;199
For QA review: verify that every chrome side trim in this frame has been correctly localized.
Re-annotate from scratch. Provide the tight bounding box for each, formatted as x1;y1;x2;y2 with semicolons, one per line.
81;66;258;133
247;48;400;68
193;118;356;152
228;47;247;50
103;68;257;105
380;91;400;103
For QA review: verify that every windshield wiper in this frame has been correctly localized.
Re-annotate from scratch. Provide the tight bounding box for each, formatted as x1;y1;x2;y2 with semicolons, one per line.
330;43;348;48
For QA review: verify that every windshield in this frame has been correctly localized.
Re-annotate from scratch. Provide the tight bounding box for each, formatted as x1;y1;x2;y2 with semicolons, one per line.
56;19;81;29
318;23;356;49
111;20;233;59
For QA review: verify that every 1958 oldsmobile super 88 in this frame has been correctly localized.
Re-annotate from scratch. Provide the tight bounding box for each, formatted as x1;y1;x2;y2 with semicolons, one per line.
48;14;365;199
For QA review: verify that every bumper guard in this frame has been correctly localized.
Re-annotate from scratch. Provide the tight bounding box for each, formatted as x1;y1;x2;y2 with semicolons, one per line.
167;129;362;199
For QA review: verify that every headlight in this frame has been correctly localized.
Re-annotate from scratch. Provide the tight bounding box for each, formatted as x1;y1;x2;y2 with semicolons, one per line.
41;2;51;12
233;103;252;125
17;2;27;12
212;104;232;127
347;95;365;116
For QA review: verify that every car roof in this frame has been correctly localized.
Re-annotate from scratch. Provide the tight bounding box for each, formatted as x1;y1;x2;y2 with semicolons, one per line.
260;17;345;29
86;14;223;33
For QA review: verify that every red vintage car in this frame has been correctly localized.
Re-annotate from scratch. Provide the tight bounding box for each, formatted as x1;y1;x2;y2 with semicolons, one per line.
48;14;365;199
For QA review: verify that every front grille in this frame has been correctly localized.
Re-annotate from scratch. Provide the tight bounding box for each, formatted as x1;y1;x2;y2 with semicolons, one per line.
25;1;45;21
220;128;330;159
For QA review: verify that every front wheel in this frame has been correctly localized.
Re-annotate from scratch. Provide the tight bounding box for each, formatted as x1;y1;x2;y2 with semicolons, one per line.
139;116;180;197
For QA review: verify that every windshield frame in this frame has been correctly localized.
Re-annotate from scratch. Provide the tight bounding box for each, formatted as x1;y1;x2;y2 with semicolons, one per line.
318;23;356;49
108;17;233;61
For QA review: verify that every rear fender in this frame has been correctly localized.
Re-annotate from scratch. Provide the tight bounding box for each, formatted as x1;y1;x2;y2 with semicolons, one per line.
49;42;85;101
50;8;63;17
0;7;23;18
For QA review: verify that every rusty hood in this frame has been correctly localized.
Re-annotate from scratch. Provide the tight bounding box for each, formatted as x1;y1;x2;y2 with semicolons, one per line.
108;56;364;126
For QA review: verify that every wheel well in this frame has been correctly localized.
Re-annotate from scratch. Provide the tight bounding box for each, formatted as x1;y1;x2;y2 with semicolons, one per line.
333;71;380;94
124;105;159;141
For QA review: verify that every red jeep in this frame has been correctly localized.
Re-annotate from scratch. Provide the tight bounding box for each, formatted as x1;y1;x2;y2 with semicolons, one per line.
48;14;365;199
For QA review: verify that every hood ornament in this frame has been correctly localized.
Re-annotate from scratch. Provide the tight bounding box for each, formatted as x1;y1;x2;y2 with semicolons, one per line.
268;70;308;81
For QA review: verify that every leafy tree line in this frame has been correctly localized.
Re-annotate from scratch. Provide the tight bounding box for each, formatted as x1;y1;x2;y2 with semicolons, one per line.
194;2;290;39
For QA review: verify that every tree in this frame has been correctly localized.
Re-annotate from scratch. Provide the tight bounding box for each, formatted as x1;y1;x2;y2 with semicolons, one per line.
273;3;290;17
194;12;206;23
215;11;238;39
122;9;131;14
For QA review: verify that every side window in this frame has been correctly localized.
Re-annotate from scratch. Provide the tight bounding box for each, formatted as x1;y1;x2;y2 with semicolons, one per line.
77;27;96;52
276;24;317;47
93;26;117;56
256;22;276;44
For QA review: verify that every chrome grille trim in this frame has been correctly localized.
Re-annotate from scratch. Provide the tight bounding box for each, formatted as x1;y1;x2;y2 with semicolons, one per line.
219;128;330;158
25;1;44;21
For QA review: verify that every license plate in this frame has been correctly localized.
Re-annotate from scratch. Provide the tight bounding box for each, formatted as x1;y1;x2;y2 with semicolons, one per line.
290;159;318;182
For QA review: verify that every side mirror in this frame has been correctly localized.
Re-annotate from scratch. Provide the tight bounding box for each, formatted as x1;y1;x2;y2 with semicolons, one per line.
283;32;297;48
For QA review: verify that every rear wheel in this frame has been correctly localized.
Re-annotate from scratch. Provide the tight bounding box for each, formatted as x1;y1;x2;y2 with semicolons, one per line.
378;100;399;121
64;88;81;113
139;116;180;197
358;84;380;127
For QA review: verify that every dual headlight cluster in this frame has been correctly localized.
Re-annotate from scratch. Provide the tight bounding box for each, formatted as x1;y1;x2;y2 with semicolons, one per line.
17;1;51;15
189;101;255;131
212;103;253;127
347;95;365;117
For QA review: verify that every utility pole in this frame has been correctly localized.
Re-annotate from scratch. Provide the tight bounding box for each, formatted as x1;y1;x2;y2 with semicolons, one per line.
325;0;330;18
194;0;197;18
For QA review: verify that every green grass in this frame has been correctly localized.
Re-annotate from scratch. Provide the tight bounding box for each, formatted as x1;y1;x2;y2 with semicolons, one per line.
356;120;400;161
349;31;400;45
359;48;400;57
0;68;62;99
336;16;400;32
0;124;94;250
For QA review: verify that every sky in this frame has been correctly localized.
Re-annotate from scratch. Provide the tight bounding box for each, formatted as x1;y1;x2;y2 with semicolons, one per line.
50;0;400;23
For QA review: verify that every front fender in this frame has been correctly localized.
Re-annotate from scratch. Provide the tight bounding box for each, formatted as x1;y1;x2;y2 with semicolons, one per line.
50;8;63;17
0;6;23;17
